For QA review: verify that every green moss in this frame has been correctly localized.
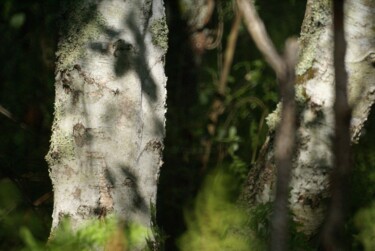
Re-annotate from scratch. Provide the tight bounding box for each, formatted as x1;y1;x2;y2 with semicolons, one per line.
296;42;318;76
297;0;331;76
56;2;106;71
178;169;250;251
355;202;375;251
265;85;308;132
45;102;75;166
150;17;169;52
266;103;282;131
295;85;308;105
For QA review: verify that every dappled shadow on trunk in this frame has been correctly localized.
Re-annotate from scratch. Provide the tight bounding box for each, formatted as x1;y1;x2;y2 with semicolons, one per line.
47;0;166;233
240;0;375;249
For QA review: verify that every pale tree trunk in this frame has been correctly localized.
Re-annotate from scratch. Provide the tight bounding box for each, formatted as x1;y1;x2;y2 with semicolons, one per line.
45;0;168;239
241;0;375;237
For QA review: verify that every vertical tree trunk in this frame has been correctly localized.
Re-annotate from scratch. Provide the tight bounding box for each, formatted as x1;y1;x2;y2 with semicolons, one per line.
241;0;375;237
46;0;168;238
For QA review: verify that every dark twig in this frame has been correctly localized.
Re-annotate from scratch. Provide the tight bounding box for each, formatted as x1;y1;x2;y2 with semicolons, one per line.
236;0;286;79
271;38;298;251
237;0;298;250
322;0;352;249
0;104;28;130
202;9;242;171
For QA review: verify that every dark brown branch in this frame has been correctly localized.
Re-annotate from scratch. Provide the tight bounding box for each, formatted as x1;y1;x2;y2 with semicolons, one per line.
322;0;352;249
270;38;298;251
202;10;242;170
236;0;286;79
218;11;242;95
236;0;299;249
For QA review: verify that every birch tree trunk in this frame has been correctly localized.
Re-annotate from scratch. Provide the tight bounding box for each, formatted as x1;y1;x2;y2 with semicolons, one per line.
45;0;168;238
241;0;375;237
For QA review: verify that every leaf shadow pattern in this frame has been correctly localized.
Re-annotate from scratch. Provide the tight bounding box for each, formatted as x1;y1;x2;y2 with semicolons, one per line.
51;1;164;232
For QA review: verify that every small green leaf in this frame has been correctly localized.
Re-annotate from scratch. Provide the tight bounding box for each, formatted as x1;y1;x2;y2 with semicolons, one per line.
10;12;25;29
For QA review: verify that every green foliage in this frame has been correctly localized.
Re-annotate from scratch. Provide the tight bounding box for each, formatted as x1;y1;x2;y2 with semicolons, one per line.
199;58;277;176
20;228;44;251
223;58;277;163
50;217;117;249
354;203;375;251
349;111;375;250
351;138;375;211
176;169;312;251
147;203;167;251
246;203;313;251
177;169;250;251
247;203;272;246
216;126;248;179
0;179;49;251
9;12;25;29
20;216;154;251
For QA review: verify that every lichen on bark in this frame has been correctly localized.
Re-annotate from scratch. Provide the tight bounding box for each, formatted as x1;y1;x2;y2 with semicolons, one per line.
45;101;75;166
265;85;308;132
150;17;169;52
47;1;168;244
242;0;375;238
56;1;106;72
297;0;332;76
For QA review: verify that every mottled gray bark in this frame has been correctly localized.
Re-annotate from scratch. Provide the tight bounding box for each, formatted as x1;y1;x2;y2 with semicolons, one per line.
45;0;168;243
241;0;375;237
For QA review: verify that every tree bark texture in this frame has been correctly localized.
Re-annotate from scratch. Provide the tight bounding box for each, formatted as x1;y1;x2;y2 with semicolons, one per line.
45;0;168;235
241;0;375;237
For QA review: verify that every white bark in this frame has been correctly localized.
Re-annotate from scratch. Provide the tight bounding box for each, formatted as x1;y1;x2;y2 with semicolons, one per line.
46;0;167;238
241;0;375;236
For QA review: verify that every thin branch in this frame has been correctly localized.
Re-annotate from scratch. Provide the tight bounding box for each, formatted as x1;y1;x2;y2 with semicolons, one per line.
202;10;242;170
322;0;352;249
271;38;298;251
236;0;299;249
0;104;28;130
0;105;17;122
236;0;286;79
218;12;242;95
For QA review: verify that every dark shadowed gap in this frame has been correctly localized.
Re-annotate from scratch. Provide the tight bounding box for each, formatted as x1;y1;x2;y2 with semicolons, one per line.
156;1;203;250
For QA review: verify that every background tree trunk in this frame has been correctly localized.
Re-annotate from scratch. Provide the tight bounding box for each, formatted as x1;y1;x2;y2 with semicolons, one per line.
45;0;167;238
241;0;375;237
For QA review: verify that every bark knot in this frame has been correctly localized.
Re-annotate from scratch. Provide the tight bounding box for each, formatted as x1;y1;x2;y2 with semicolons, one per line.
112;39;134;57
145;140;164;154
366;52;375;67
73;123;86;147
